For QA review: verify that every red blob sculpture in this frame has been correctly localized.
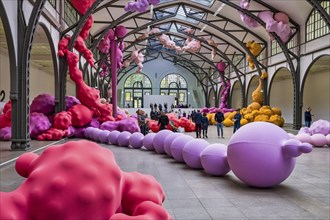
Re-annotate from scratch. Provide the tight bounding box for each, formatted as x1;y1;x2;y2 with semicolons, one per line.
0;140;172;220
68;104;93;127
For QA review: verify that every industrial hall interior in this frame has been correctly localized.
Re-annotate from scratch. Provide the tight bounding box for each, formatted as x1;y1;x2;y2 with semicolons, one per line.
0;0;329;219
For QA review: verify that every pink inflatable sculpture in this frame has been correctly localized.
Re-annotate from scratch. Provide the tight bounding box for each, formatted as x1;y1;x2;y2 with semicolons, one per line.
29;112;52;139
258;11;292;43
124;0;160;13
216;61;235;113
30;94;55;116
295;119;330;147
239;0;260;28
122;49;145;73
0;140;172;220
0;127;11;141
227;122;312;187
0;100;11;129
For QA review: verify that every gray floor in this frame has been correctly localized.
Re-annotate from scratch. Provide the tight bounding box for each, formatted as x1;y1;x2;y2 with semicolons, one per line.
1;126;329;220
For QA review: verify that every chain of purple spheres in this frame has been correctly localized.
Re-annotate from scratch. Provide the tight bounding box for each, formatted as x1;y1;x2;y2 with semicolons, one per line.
84;122;317;188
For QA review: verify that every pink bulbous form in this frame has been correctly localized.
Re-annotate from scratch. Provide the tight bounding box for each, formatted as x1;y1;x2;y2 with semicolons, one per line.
29;112;52;139
0;127;11;141
309;119;330;135
201;144;231;176
115;26;127;38
1;140;172;220
98;130;111;143
310;134;327;147
295;133;312;143
227;122;312;188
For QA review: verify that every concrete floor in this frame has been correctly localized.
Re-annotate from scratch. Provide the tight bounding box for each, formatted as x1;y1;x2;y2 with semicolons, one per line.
0;126;329;220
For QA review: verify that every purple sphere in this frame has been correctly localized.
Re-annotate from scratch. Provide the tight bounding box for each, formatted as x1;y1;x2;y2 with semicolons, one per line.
108;130;120;145
84;127;95;139
153;130;173;154
30;94;55;115
227;122;308;188
0;127;11;141
182;139;209;169
164;133;183;157
29;112;52;139
129;132;144;149
98;130;111;143
65;95;80;111
118;131;131;147
170;135;194;162
200;144;231;176
73;127;86;138
91;128;102;141
143;133;156;150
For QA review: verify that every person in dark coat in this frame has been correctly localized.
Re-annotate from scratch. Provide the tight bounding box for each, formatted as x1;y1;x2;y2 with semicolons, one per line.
201;113;209;138
194;110;202;138
233;109;242;133
158;111;169;130
304;107;313;127
214;109;225;138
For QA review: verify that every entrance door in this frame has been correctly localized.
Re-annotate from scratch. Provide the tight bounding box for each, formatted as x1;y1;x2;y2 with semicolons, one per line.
133;97;142;108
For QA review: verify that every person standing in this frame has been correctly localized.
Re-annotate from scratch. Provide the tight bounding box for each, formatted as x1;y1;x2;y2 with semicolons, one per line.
233;109;242;133
137;109;147;135
201;113;209;138
194;110;203;138
304;107;313;127
215;109;225;138
158;111;169;130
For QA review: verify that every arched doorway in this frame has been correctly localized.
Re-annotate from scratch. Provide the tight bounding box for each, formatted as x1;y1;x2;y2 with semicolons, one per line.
269;68;294;125
230;81;242;110
302;55;330;121
30;24;56;101
160;74;188;107
246;75;259;104
124;73;152;108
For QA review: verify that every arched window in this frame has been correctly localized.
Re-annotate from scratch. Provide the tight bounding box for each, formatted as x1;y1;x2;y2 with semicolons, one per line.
160;74;188;106
306;1;330;42
124;73;152;108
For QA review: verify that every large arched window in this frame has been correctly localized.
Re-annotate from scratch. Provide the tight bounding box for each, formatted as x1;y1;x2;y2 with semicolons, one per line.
160;74;188;106
124;73;152;108
306;1;330;42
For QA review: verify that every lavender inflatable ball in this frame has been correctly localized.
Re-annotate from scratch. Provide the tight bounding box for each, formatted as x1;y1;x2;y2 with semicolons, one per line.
98;130;111;143
170;135;194;162
182;139;210;169
227;122;312;188
153;130;173;154
108;130;120;145
117;131;131;147
200;144;231;176
164;133;183;157
142;133;156;150
129;132;144;149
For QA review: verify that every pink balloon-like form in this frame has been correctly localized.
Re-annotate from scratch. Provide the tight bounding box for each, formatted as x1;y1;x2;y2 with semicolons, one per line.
0;140;172;220
124;0;160;13
239;0;260;28
123;49;145;73
258;11;292;43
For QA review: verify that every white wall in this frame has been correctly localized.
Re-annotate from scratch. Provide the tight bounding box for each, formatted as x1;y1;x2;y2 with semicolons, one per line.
0;53;10;102
303;70;330;121
117;57;204;108
269;77;294;124
1;52;75;103
144;95;175;108
231;81;243;110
